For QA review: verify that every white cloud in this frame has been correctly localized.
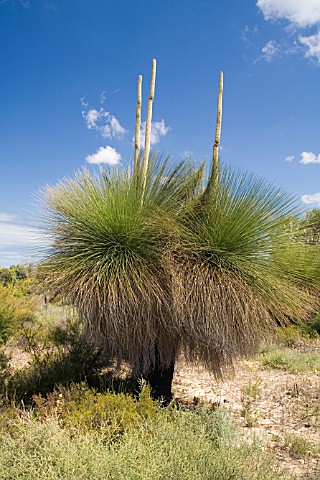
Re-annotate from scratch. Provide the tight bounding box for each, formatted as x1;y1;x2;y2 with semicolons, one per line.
84;109;101;129
80;97;88;108
140;119;170;147
299;31;320;61
285;155;295;162
100;124;111;138
0;212;38;246
0;212;40;267
261;40;281;61
182;150;193;159
100;91;107;104
82;107;126;139
108;115;126;138
257;2;320;64
257;0;320;28
85;146;121;165
301;192;320;204
240;25;259;46
0;222;37;247
299;151;320;164
0;212;20;223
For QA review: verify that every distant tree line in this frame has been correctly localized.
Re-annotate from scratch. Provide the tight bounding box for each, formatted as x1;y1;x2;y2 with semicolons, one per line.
302;209;320;244
0;264;32;287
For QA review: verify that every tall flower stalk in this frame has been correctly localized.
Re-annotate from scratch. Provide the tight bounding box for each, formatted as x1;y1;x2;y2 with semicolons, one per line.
140;58;156;202
204;71;223;200
133;75;142;176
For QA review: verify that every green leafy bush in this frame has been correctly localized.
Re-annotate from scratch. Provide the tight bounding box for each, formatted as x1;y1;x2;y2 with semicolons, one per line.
259;345;320;372
5;318;101;402
284;433;320;458
298;312;320;338
32;383;158;440
0;399;289;480
277;326;301;346
0;285;35;344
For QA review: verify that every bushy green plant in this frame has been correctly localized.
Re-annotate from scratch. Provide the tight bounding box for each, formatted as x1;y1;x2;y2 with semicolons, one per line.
0;400;290;480
5;317;101;402
0;349;10;393
32;383;158;440
0;285;35;344
277;326;301;346
0;264;31;288
298;312;320;338
240;381;262;427
284;433;320;458
259;345;320;372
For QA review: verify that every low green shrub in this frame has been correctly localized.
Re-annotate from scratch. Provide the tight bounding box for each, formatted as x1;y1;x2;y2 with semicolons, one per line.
5;320;101;402
32;383;158;440
0;398;289;480
0;350;10;392
284;433;320;458
259;345;320;373
3;307;139;403
0;285;35;345
298;312;320;339
277;326;301;346
0;264;30;287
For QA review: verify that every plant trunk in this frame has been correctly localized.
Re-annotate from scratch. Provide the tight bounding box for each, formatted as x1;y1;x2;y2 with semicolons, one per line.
145;347;175;405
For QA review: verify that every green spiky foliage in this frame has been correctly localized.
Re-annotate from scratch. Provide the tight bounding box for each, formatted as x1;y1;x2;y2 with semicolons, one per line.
171;166;320;376
40;154;320;379
40;155;203;374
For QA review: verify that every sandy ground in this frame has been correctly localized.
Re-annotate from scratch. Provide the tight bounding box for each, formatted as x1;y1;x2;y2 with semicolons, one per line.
173;355;320;479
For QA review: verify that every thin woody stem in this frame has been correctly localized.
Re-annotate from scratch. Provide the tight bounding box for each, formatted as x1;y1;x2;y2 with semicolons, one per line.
133;75;142;176
206;71;223;198
140;58;156;202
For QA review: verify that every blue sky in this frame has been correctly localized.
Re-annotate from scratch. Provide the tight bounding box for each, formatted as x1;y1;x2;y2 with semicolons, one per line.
0;0;320;266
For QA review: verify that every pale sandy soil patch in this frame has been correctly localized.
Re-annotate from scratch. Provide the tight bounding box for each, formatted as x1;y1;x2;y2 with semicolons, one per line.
173;353;320;479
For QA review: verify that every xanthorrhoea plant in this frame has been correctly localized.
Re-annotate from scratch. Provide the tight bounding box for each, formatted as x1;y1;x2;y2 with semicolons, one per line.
40;155;202;377
40;65;319;401
173;165;319;376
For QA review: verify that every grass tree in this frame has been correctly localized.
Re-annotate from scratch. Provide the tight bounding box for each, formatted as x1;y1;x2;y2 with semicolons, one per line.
40;62;320;401
174;167;319;376
41;154;202;399
170;72;319;378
